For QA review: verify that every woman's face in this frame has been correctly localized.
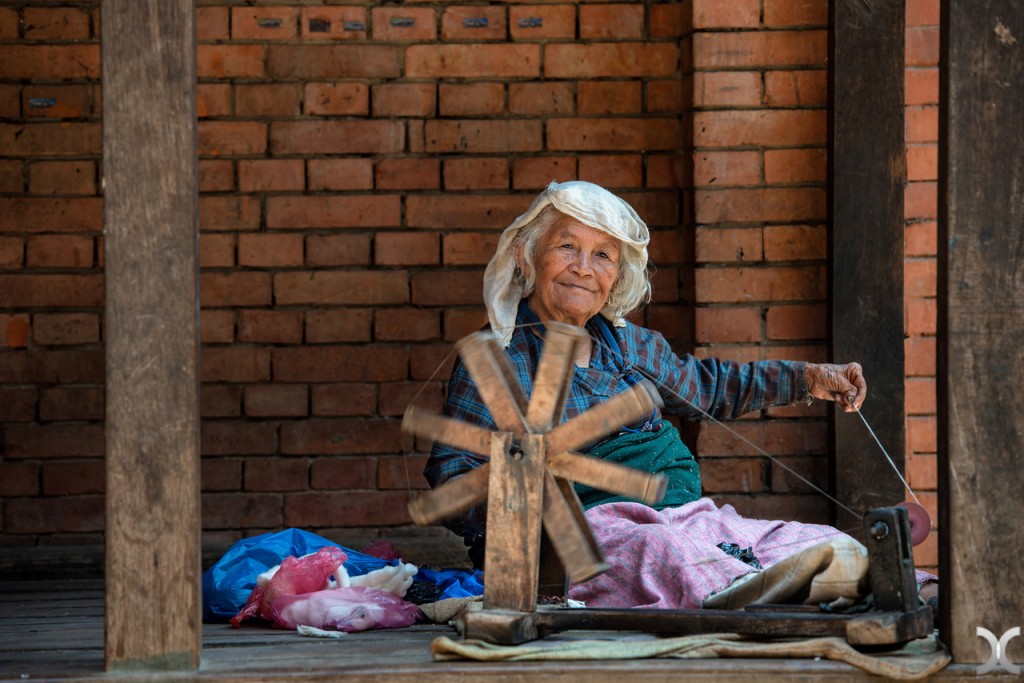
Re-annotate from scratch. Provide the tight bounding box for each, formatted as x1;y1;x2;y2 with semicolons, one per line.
526;218;621;327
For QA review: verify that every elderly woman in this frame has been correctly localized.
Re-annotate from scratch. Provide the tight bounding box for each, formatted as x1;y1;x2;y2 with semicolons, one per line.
424;181;876;610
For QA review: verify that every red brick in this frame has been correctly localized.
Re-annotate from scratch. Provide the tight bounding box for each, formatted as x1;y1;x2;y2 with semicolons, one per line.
304;82;369;116
765;70;827;107
199;160;234;193
37;387;101;422
693;151;761;187
905;68;938;106
372;7;437;41
0;160;23;194
305;309;372;343
275;271;408;306
905;258;937;297
905;221;937;257
2;314;30;348
407;44;540;78
197;83;231;118
906;415;937;454
764;148;827;184
906;377;936;416
443;233;501;266
371;82;436;117
377;456;430;490
439;83;505;117
0;236;24;269
307;159;374;192
509;5;575;40
243;458;307;492
648;230;687;264
300;7;368;41
693;71;761;108
197;6;229;40
0;83;19;119
197;45;265;79
201;385;243;418
906;26;939;67
311;384;377;417
907;144;937;182
3;424;104;459
22;84;90;119
200;272;272;307
202;459;242;492
0;45;100;80
280;418;403;455
0;462;38;496
410;344;457;381
905;296;936;337
693;0;760;28
907;453;937;490
696;110;825;148
245;384;309;418
905;181;937;220
698;421;827;457
200;310;235;344
238;310;303;344
202;421;278;456
202;492;283;529
0;197;102;233
200;234;235;269
905;106;938;143
284;490;411;527
376;158;440;191
268;45;402;80
695;266;826;303
443;308;488;341
508;82;574;116
305;234;372;267
0;274;102;308
0;387;36;423
425;119;541;154
42;461;104;496
579;154;643;189
766;304;826;340
236;83;300;118
444;158;508;191
549;118;680;152
701;458;765;494
407;194;527;229
376;232;439;266
411;271;483;306
268;195;400;229
764;225;826;261
693;31;827;68
273;347;408;383
578;4;643;38
764;0;827;27
907;0;940;27
696;188;826;223
769;456;830;494
442;6;507;41
237;233;304;268
25;235;93;269
0;349;104;384
512;156;578;189
694;306;762;343
546;44;677;79
647;80;682;113
4;496;104;534
624;190;680;226
311;457;376;489
650;2;686;38
375;309;440;342
33;313;99;346
231;7;299;40
200;347;272;383
0;7;18;39
577;81;641;115
199;121;267;157
238;159;303;193
0;122;101;158
270;120;404;155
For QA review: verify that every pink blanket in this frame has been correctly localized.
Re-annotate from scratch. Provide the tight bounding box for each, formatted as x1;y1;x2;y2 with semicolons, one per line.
567;498;928;609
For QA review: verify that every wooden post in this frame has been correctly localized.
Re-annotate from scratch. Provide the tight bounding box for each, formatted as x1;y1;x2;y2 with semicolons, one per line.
938;1;1024;664
828;0;907;530
102;0;201;671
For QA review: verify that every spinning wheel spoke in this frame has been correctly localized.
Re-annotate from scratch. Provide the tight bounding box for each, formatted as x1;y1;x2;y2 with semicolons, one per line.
456;332;528;435
542;473;608;583
402;406;494;459
545;380;662;456
547;451;667;505
525;322;585;432
408;464;490;525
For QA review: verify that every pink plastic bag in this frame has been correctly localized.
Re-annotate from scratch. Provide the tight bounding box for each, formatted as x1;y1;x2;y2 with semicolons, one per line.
231;546;348;628
270;587;421;632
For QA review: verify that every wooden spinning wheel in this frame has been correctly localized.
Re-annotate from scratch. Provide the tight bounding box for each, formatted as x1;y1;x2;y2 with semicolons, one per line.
403;322;667;615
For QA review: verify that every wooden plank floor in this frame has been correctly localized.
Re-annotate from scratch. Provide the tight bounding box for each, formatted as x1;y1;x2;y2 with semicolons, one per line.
0;579;1004;682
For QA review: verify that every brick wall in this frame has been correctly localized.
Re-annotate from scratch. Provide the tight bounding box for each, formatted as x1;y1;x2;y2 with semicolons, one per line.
0;0;938;573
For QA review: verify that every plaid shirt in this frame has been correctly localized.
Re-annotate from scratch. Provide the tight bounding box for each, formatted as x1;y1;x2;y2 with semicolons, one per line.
424;300;810;539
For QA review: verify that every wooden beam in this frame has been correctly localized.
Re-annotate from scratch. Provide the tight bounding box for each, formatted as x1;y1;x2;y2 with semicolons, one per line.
938;1;1024;664
102;0;200;671
828;0;907;530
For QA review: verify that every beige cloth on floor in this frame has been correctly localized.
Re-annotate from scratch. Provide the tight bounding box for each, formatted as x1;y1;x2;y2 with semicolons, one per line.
703;536;870;610
431;632;950;681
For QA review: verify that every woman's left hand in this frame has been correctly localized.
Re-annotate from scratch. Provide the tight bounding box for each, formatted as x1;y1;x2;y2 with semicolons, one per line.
805;362;866;412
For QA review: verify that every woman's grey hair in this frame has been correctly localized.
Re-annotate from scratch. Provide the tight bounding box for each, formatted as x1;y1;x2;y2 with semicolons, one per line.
510;204;652;320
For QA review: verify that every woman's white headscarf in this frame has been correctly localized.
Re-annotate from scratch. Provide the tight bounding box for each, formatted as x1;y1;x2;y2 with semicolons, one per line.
483;181;650;347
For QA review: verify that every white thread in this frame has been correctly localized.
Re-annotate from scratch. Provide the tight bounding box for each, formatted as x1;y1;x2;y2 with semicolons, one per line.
854;408;922;505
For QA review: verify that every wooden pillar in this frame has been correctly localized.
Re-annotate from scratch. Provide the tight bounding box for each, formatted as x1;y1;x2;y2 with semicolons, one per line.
102;0;201;671
938;1;1024;664
828;0;906;530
